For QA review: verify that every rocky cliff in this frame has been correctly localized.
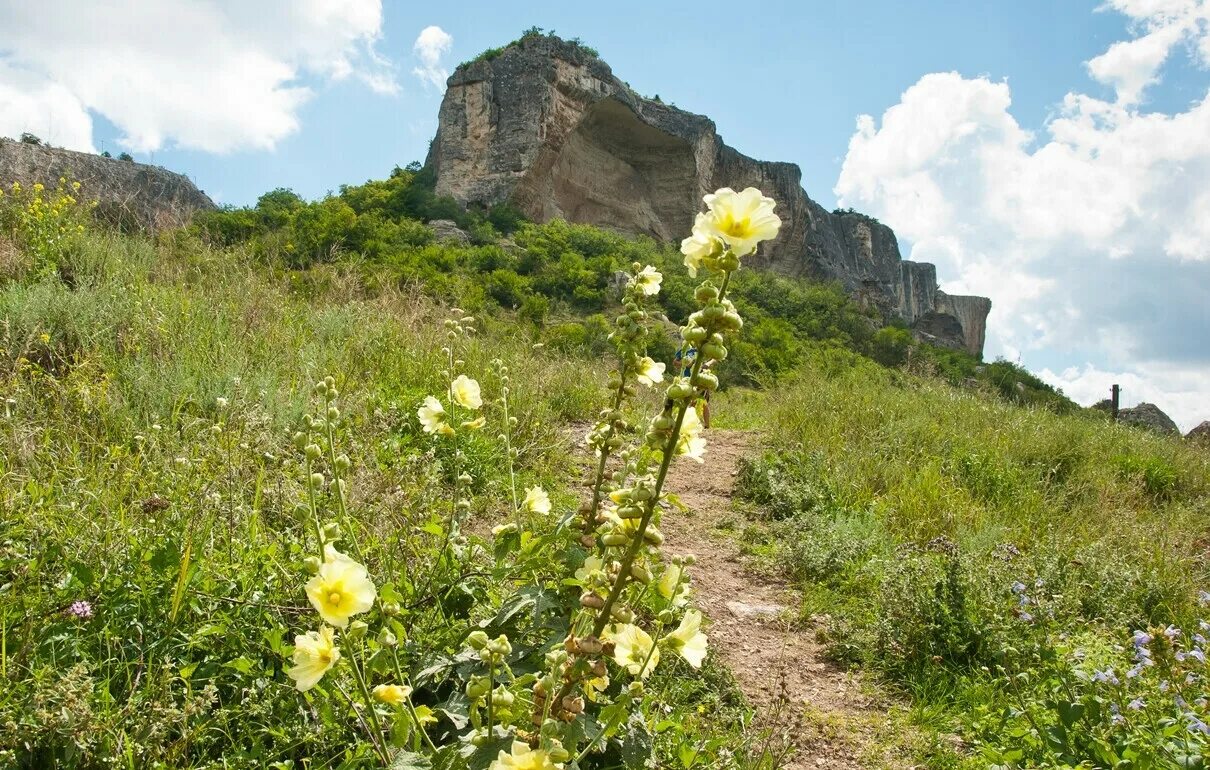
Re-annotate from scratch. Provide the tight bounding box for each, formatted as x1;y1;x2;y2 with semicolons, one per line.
428;35;992;357
0;138;215;230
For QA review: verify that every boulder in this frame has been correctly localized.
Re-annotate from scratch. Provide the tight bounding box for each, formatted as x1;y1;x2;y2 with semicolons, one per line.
428;35;992;357
1186;421;1210;444
0;137;214;230
1117;403;1180;436
428;219;471;245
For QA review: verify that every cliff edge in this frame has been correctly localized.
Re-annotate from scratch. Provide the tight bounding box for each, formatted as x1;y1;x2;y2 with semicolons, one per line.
428;35;991;357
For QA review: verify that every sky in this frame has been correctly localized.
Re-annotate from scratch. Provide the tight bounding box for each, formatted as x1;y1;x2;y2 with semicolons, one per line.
1;0;1207;429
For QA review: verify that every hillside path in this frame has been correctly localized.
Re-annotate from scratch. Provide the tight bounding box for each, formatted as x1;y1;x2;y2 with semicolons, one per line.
661;429;895;769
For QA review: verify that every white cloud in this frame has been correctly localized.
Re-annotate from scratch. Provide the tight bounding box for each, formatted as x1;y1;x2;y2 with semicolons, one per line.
1040;363;1208;431
412;25;454;90
0;0;396;154
0;63;96;152
835;1;1210;431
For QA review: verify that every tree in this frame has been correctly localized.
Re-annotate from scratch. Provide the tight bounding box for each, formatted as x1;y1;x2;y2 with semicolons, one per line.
19;132;42;145
118;152;134;162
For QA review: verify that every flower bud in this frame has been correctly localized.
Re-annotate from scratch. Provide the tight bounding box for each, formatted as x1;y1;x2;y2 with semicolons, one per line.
683;326;708;344
492;686;515;707
457;472;473;485
382;600;401;616
292;431;308;450
466;676;490;699
346;620;368;639
302;556;321;575
667;382;694;401
548;744;571;763
580;592;605;609
466;630;490;650
721;312;744;331
643;526;664;546
601;533;629;547
692;372;719;391
487;635;512;657
304;443;322;461
321;522;341;541
630;564;652;583
610;605;634;623
310;472;326;489
560;695;584;714
378;629;398;647
335;453;351;472
694;283;719;303
618;504;643;519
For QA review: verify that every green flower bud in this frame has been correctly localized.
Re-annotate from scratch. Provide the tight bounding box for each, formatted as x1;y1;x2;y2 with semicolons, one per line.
381;601;401;617
694;283;719;303
700;342;727;361
692;371;719;391
722;312;744;331
683;325;708;344
630;564;652;583
491;686;515;707
321;522;341;541
601;532;629;547
335;453;351;472
304;443;322;461
466;630;490;650
466;676;490;699
302;556;321;575
377;629;398;647
667;382;694;400
310;472;326;489
643;526;664;546
487;635;512;657
611;605;634;623
548;744;571;763
292;431;308;450
701;303;725;322
617;504;644;519
347;620;368;639
326;406;340;421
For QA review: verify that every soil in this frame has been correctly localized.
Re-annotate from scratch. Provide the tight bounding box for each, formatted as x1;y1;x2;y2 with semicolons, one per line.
661;429;900;769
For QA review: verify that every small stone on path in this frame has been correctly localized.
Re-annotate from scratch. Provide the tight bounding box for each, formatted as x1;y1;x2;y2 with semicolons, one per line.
726;600;787;620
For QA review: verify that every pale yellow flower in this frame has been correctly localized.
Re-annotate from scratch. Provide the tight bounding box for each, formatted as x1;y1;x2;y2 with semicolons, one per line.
461;415;486;430
372;683;413;705
679;213;719;277
635;356;666;387
451;375;482;410
522;486;551;515
575;555;603;583
305;546;377;628
663;609;708;669
699;187;781;257
489;741;563;770
633;265;663;296
658;563;690;607
417;396;449;435
675;408;707;463
607;623;659;678
287;626;340;691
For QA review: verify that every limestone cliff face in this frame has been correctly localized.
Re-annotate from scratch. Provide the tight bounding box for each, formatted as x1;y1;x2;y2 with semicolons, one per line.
0;138;215;230
429;36;992;357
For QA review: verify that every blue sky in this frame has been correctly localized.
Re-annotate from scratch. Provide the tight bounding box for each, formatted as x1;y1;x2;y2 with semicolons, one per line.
2;0;1208;428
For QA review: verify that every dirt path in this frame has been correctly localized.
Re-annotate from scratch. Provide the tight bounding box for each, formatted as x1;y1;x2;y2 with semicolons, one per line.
661;429;896;769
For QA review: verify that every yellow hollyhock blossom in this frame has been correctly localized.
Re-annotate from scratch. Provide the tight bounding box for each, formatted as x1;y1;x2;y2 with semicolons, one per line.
305;546;377;628
461;415;486;430
663;609;708;669
635;356;666;387
633;264;663;295
679;213;719;277
372;683;412;705
287;626;340;691
658;563;690;607
418;396;450;435
522;486;551;515
675;408;707;462
608;623;659;678
489;741;563;770
699;186;781;257
575;555;603;583
451;374;482;410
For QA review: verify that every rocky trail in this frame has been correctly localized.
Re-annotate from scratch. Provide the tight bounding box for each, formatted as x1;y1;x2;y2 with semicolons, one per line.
660;429;900;769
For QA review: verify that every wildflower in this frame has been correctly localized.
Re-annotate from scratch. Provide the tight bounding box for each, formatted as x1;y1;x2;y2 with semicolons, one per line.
608;624;660;678
1017;611;1034;623
492;522;519;537
575;555;603;583
67;600;93;619
1128;697;1145;710
663;609;708;669
287;627;340;691
1199;590;1210;606
1093;668;1119;685
674;407;706;462
698;187;781;257
1165;624;1181;639
461;415;486;431
1011;581;1027;595
522;486;551;515
1189;648;1206;664
451;375;482;410
1109;703;1125;726
635;357;666;387
372;683;413;705
305;546;377;628
488;741;563;770
1187;715;1210;735
1132;629;1152;648
418;396;450;435
679;214;720;277
633;265;663;295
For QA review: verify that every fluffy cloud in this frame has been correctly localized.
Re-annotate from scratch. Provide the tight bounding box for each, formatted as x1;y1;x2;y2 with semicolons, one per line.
412;26;454;90
0;0;395;153
835;1;1210;430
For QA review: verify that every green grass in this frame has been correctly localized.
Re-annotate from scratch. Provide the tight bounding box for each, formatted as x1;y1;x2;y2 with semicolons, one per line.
733;353;1210;767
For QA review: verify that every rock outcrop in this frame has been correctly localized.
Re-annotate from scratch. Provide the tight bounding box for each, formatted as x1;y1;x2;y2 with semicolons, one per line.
428;35;992;356
1118;402;1180;436
1186;421;1210;445
0;137;215;230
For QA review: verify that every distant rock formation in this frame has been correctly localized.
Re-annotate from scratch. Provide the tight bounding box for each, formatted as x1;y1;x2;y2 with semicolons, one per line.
0;137;214;230
1118;402;1180;435
1186;421;1210;445
428;35;992;357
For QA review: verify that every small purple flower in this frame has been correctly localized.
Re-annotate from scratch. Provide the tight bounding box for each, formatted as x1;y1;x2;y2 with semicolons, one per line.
1165;624;1181;640
1011;581;1027;595
1198;590;1210;606
1132;629;1153;648
1094;668;1120;685
1186;672;1197;685
67;600;93;619
1176;650;1187;662
1186;715;1210;735
1195;633;1207;646
1127;663;1145;678
1189;648;1206;664
1018;611;1034;623
1128;698;1145;711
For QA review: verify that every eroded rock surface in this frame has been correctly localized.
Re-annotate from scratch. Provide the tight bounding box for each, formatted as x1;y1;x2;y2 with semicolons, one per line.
1118;402;1180;435
429;35;991;356
0;138;214;230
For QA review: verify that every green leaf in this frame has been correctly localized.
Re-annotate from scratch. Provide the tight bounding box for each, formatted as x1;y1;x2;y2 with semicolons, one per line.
389;750;432;770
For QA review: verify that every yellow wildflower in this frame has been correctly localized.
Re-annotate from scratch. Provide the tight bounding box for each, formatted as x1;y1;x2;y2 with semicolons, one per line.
461;415;486;430
575;555;603;583
287;626;340;691
635;356;665;387
658;563;690;607
489;741;563;770
522;486;551;515
372;683;413;705
675;408;707;463
663;609;708;669
698;187;781;257
607;623;659;678
417;395;450;435
679;213;719;277
451;374;482;410
633;264;663;295
305;546;377;628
